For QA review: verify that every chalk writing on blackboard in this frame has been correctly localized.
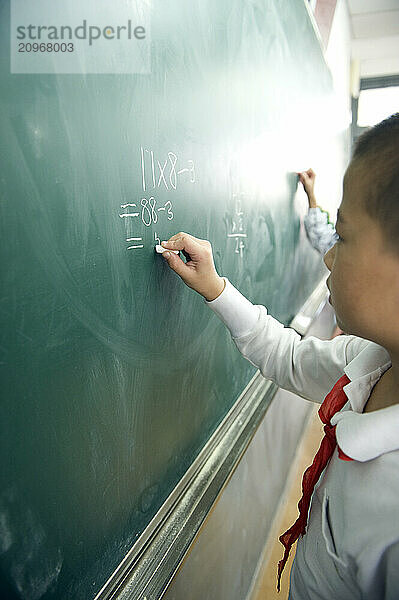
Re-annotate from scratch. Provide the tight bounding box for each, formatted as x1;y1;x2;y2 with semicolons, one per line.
227;193;247;256
119;147;196;251
140;147;195;191
126;237;143;250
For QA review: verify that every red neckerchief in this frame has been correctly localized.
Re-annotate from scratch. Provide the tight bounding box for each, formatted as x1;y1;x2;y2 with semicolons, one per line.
277;374;353;591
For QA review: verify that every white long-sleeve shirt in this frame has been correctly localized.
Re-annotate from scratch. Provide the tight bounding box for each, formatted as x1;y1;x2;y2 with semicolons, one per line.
304;206;339;255
205;278;399;600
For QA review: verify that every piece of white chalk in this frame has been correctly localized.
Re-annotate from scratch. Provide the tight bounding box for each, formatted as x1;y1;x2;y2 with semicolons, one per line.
155;244;179;255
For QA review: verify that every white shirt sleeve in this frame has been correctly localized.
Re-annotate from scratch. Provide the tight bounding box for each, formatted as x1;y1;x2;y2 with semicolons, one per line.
205;277;369;404
204;277;260;338
304;207;339;255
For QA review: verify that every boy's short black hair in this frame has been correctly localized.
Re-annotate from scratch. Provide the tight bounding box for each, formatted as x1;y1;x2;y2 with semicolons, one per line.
352;112;399;255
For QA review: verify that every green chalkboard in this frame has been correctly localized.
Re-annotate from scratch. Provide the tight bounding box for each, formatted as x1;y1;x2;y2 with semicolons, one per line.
0;1;335;598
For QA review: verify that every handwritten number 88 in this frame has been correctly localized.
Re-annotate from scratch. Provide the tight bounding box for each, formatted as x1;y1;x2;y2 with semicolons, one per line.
141;197;158;226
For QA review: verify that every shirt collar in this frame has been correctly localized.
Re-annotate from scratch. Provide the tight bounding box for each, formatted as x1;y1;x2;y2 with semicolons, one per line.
342;341;391;413
344;341;391;387
330;342;396;462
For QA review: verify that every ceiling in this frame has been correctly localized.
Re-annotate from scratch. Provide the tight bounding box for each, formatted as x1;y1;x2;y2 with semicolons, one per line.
348;0;399;78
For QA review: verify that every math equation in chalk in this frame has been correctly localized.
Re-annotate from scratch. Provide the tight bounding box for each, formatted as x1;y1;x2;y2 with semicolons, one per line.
227;193;247;257
119;147;196;252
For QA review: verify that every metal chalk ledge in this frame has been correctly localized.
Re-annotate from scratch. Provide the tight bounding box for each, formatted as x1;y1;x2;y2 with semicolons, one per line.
94;276;328;600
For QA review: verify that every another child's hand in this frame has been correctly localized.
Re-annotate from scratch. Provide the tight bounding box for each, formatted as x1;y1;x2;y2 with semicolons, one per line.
298;168;317;208
160;232;225;301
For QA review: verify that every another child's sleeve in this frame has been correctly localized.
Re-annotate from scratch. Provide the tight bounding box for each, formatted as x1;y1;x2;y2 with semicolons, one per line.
304;206;339;255
205;277;369;404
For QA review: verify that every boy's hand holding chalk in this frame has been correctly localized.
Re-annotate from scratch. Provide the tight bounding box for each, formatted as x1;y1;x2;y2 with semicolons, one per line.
157;232;225;302
155;244;179;255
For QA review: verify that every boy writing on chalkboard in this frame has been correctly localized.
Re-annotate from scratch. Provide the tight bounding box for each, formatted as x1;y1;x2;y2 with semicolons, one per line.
299;167;344;337
299;167;339;255
160;113;399;599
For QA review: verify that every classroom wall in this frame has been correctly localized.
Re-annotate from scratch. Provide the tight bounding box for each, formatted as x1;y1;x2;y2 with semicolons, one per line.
297;0;351;222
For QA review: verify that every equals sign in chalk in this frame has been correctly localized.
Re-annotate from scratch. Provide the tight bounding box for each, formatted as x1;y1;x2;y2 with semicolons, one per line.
155;244;179;255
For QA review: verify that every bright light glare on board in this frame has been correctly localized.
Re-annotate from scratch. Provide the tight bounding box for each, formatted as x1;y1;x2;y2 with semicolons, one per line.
357;87;399;127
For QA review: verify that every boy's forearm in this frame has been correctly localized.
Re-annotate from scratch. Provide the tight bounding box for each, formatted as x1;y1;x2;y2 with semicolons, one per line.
308;194;317;208
203;276;226;302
